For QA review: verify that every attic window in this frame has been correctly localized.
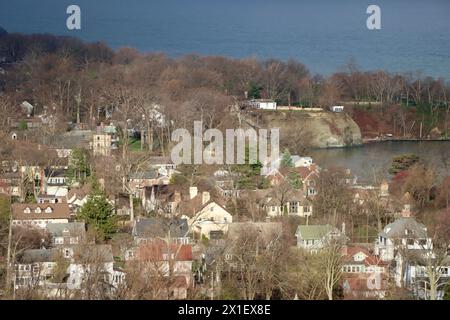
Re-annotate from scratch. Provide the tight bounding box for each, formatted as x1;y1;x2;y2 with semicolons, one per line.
45;207;53;213
35;207;41;214
24;207;31;214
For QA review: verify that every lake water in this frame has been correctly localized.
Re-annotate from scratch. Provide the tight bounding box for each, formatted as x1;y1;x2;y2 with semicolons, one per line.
1;0;450;78
310;141;450;183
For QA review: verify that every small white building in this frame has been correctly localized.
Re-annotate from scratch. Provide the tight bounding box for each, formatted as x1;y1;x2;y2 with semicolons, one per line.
250;99;277;110
331;106;344;113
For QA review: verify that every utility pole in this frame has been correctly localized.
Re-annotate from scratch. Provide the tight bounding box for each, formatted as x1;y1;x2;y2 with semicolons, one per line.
5;195;12;297
211;271;214;300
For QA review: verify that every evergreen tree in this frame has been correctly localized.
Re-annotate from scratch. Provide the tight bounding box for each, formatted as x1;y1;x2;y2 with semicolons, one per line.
281;149;294;168
78;179;116;240
67;148;90;185
444;283;450;300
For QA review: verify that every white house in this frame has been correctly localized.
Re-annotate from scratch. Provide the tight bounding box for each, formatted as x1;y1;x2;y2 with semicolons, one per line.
184;188;233;239
374;216;433;262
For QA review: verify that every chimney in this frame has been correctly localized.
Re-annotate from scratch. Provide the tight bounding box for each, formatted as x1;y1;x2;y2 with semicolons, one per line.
401;204;411;218
174;190;181;203
189;186;198;200
202;191;210;206
244;91;248;99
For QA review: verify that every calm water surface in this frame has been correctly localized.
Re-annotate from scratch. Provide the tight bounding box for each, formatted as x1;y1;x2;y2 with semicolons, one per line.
1;0;449;77
310;141;450;182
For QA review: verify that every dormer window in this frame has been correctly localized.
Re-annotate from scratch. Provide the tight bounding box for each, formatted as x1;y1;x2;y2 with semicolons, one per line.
45;207;53;214
35;207;41;214
24;207;31;214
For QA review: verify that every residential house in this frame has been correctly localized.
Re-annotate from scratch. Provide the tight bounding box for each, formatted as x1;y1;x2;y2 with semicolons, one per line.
47;130;93;158
12;203;71;229
125;241;193;299
374;211;434;290
43;168;69;198
132;217;189;245
264;189;313;218
46;222;86;246
341;246;388;299
129;169;168;196
14;245;124;294
295;224;346;252
374;215;433;262
141;184;182;215
149;156;177;177
183;187;233;239
91;123;118;156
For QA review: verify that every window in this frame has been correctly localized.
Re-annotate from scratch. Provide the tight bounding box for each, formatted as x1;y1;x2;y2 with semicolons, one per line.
419;239;427;246
290;202;298;213
45;207;52;213
407;238;414;245
24;207;31;214
35;207;41;214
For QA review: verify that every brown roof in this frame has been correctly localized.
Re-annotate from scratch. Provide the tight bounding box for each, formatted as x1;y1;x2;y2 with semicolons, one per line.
342;246;388;267
137;242;193;262
12;203;71;220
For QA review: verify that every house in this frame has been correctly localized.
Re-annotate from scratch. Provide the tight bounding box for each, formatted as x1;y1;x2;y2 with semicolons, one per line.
149;156;177;176
132;217;189;245
342;275;387;300
46;222;86;246
342;246;388;274
331;105;344;112
47;130;93;158
374;215;433;262
214;170;241;199
91;123;119;156
11;203;71;228
295;224;346;252
141;184;182;215
183;187;233;239
37;193;66;204
125;241;193;299
249;99;277;110
43;168;69;198
0;172;21;197
374;210;436;291
264;189;313;218
129;169;167;195
66;184;92;211
14;245;124;294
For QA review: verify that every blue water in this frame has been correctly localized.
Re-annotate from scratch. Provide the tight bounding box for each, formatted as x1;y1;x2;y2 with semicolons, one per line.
1;0;449;77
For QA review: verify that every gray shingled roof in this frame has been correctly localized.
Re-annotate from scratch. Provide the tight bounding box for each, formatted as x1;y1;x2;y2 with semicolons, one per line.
19;248;60;263
46;222;86;238
379;217;428;239
134;217;189;239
